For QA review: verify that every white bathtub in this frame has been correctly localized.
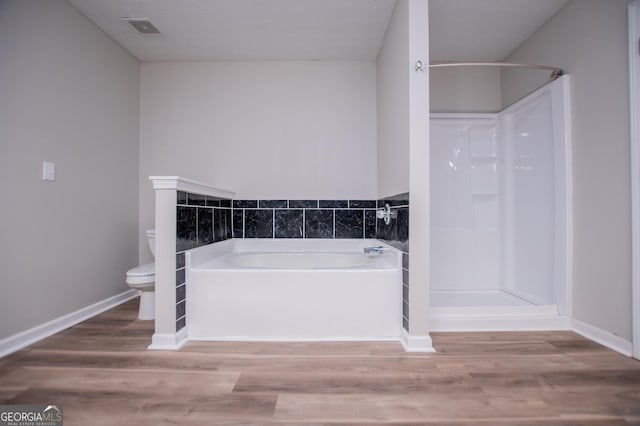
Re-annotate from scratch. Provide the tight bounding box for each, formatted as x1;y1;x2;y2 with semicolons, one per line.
186;239;402;341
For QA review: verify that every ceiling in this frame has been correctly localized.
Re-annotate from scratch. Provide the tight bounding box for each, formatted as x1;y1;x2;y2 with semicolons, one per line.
68;0;571;62
67;0;397;61
429;0;571;62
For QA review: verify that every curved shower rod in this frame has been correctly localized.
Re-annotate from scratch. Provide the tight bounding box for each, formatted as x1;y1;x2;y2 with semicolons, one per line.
429;62;564;80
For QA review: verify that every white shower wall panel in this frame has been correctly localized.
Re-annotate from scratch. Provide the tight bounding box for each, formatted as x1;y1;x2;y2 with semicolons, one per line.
502;95;554;305
430;116;500;291
501;78;570;309
430;77;570;314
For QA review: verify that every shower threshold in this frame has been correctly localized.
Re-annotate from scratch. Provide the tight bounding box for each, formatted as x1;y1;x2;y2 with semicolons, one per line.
429;290;569;332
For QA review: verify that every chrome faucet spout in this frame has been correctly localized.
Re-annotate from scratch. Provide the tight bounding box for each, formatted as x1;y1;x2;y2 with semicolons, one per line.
364;246;388;255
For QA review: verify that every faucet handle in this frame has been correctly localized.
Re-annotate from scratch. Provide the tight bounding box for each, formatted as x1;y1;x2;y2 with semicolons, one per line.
377;204;393;225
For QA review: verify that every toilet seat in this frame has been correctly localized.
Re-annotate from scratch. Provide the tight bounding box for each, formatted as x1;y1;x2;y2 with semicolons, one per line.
126;262;155;286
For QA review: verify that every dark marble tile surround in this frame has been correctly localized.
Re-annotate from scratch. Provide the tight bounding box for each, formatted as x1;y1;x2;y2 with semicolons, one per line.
175;191;232;332
376;193;410;331
232;200;377;239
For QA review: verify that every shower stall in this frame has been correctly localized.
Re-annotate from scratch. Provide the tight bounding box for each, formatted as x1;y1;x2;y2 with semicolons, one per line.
429;73;571;331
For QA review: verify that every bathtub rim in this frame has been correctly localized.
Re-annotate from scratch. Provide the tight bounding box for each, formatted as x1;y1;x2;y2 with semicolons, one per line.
186;238;401;272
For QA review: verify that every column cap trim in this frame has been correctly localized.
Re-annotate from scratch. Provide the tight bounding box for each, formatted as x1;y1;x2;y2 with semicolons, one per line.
149;176;234;199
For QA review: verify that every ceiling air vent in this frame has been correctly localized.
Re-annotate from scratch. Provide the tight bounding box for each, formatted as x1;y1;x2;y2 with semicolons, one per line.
121;17;160;34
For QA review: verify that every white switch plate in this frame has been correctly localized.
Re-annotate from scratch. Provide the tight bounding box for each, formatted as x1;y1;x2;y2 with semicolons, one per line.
42;161;56;181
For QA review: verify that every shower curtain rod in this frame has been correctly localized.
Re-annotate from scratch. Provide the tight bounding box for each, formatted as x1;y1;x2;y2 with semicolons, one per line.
429;62;564;80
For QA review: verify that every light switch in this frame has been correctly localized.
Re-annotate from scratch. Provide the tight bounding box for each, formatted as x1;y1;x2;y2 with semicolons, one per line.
42;161;56;182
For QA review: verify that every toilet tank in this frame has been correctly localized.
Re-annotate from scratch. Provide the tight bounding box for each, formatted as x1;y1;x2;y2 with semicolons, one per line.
146;229;156;257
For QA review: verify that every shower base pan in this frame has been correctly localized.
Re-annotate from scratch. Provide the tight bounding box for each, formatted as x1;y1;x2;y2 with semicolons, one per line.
429;290;570;332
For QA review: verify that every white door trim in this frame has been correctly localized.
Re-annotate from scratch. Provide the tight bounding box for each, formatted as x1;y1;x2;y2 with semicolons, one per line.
629;0;640;360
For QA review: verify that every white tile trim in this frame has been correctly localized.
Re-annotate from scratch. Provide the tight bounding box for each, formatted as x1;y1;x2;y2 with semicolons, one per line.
0;289;137;358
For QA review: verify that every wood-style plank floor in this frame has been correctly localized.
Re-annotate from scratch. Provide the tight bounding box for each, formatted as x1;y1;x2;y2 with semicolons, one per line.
1;299;639;425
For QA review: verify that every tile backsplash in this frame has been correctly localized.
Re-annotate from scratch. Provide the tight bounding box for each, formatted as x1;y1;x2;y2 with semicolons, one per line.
232;200;377;239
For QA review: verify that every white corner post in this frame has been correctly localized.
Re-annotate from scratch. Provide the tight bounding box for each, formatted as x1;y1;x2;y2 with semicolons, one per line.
147;176;235;350
402;0;434;352
629;0;640;360
148;178;182;349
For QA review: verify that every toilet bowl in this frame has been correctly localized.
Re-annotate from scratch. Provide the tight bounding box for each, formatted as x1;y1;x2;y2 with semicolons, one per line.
126;230;155;320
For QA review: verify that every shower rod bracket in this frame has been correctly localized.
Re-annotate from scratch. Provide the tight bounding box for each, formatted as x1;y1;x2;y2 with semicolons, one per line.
415;60;427;72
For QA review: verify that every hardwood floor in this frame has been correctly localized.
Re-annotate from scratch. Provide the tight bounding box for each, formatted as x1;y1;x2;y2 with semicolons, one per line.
1;299;639;425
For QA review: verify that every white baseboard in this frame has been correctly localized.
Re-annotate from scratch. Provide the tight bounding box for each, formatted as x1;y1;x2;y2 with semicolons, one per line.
430;315;571;332
148;327;189;350
399;328;435;352
188;336;400;342
571;318;633;357
0;289;138;358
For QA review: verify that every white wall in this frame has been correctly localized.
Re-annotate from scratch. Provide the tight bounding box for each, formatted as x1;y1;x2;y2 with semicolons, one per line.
0;0;140;339
139;61;377;259
503;0;631;340
430;67;502;113
376;0;410;198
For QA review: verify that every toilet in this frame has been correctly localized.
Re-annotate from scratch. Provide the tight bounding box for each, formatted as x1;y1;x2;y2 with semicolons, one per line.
126;229;156;320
